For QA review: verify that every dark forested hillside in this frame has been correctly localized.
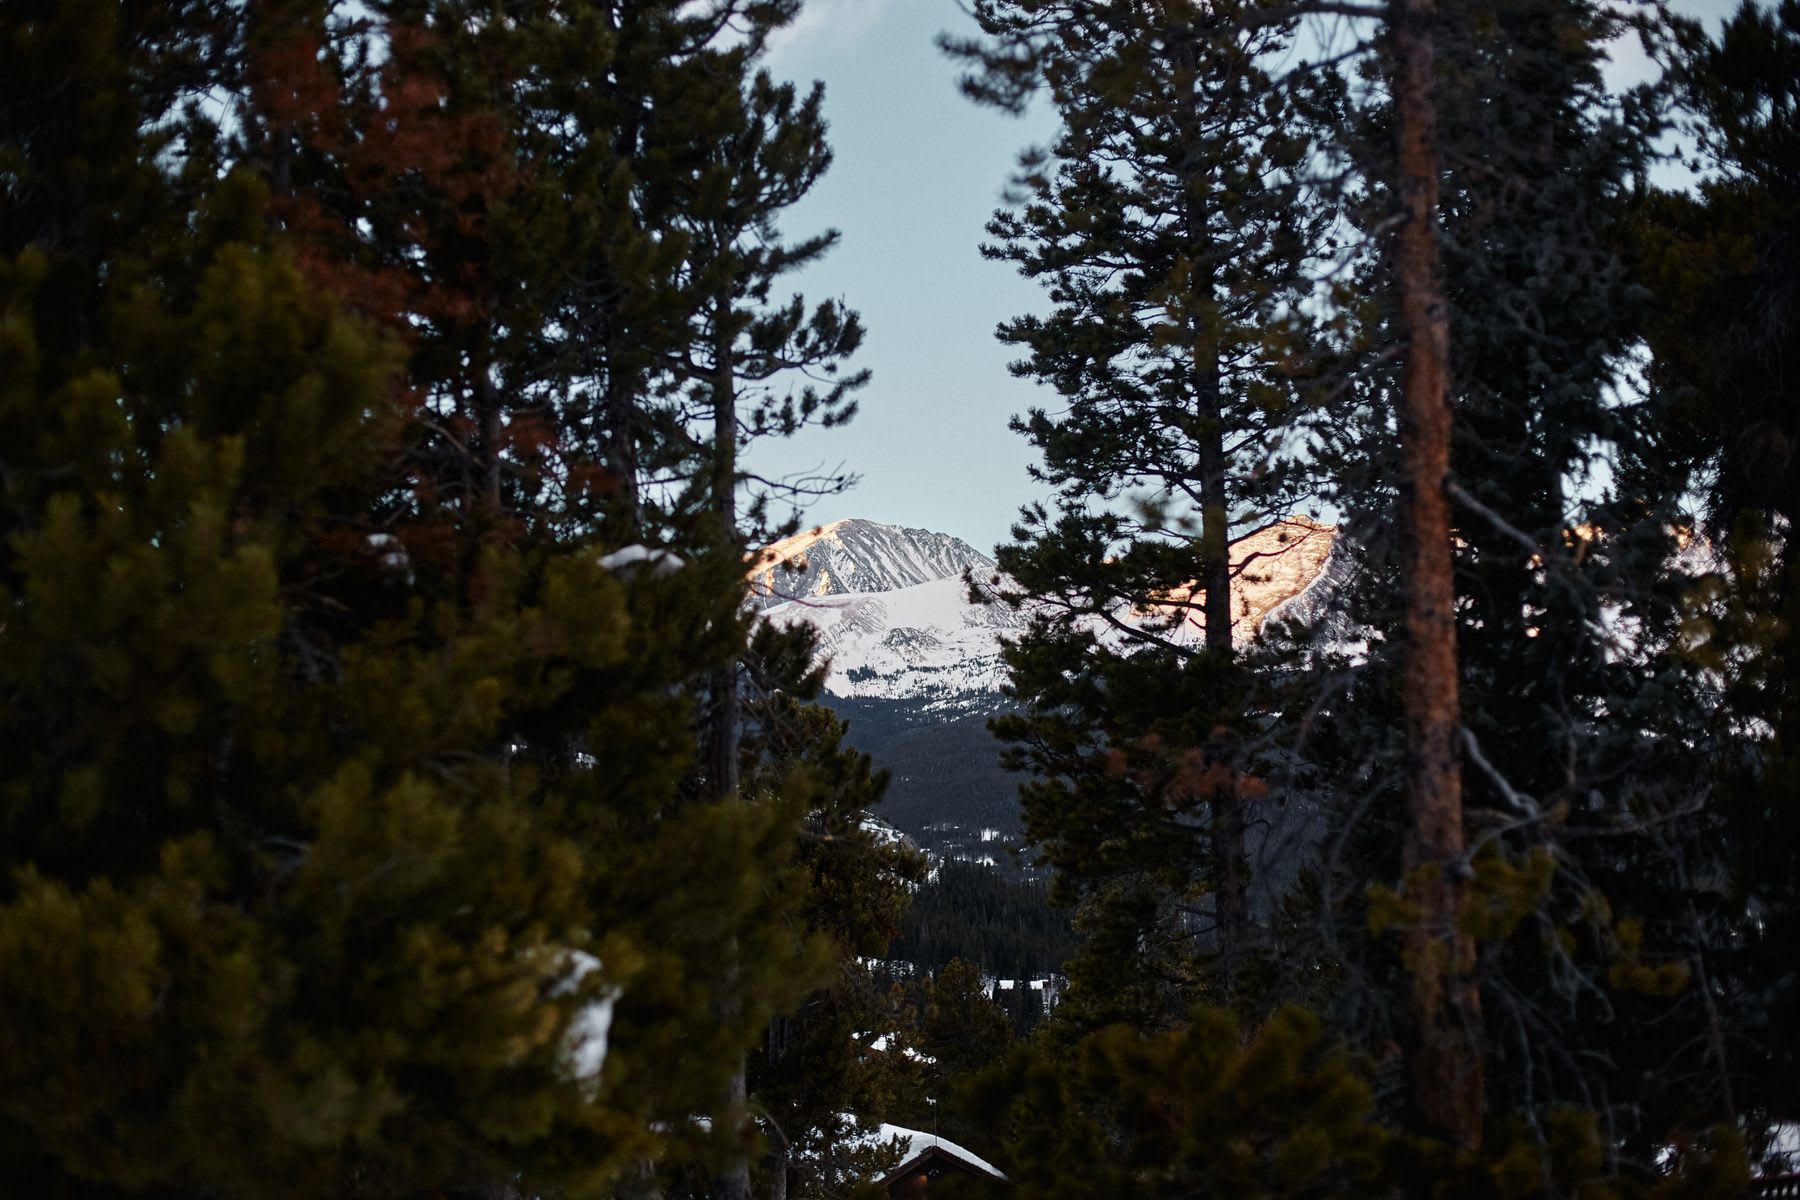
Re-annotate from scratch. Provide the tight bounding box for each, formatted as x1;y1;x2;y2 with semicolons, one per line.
824;698;1023;839
890;861;1076;982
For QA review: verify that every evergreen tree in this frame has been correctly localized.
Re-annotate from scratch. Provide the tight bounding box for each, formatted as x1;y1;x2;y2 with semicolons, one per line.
948;0;1344;1022
1282;0;1674;1148
917;958;1014;1149
657;24;868;1199
1627;0;1800;1155
958;0;1768;1177
0;124;725;1200
955;1006;1749;1200
740;626;928;1200
0;2;855;1195
264;4;874;1191
1316;0;1732;1154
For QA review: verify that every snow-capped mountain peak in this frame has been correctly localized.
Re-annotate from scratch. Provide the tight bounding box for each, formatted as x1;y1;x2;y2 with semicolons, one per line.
748;518;992;608
752;517;1340;715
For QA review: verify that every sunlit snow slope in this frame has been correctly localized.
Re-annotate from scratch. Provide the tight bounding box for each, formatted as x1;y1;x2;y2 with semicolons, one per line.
749;518;993;608
756;520;1021;712
763;574;1029;711
755;517;1338;715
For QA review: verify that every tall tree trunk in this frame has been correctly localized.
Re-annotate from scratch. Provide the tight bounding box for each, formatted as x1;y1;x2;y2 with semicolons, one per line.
1176;20;1248;991
600;3;643;535
477;354;503;517
463;331;502;520
596;28;655;1195
1390;0;1483;1152
710;294;741;833
602;339;641;530
708;294;752;1200
760;1019;790;1200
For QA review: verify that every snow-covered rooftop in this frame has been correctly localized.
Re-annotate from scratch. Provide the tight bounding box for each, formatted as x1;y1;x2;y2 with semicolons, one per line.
853;1122;1005;1183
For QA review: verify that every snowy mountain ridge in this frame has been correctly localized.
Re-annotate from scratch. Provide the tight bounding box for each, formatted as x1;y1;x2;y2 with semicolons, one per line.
763;574;1028;711
755;517;1338;715
749;518;993;608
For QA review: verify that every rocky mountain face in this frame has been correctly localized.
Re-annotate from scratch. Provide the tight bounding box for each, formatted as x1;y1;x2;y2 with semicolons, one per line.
1143;517;1340;641
762;574;1028;714
749;519;994;608
756;517;1340;714
755;520;1025;714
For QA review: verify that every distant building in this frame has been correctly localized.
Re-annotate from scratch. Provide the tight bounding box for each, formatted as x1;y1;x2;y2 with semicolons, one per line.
868;1124;1005;1198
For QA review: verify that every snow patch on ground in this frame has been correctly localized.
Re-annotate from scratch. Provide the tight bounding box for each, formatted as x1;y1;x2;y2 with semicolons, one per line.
554;950;616;1095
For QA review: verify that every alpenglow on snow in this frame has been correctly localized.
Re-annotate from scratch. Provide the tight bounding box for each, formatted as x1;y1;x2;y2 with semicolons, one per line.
748;519;994;607
749;517;1340;715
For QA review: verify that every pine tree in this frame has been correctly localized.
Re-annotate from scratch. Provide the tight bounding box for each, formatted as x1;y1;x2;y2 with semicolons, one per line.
649;23;869;1198
1626;0;1800;1154
957;0;1766;1175
948;0;1344;1020
1374;0;1486;1149
1223;0;1758;1162
957;1004;1749;1199
740;641;928;1200
0;2;849;1195
260;6;878;1192
916;958;1014;1150
0;143;669;1200
1323;0;1723;1152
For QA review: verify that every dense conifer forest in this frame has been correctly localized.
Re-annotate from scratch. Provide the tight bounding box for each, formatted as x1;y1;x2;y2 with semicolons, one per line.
3;0;1798;1197
892;861;1077;984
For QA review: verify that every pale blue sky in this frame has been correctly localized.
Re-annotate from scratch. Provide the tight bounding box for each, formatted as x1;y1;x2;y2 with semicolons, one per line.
749;0;1740;557
750;0;1057;555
